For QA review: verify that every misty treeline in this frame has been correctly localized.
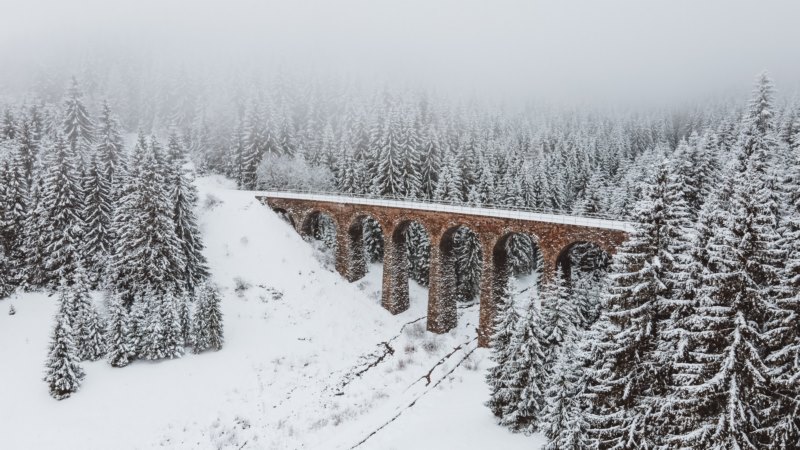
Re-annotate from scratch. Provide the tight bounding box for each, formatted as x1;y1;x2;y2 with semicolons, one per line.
0;78;222;400
487;73;800;450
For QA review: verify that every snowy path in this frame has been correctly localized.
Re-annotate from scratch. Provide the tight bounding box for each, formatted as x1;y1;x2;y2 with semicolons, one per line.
256;190;634;232
0;176;542;450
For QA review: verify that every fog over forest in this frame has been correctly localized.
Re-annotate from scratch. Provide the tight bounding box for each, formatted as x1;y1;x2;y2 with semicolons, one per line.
2;0;800;105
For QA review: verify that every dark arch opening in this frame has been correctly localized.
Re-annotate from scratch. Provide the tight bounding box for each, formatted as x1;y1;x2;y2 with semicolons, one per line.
271;208;296;229
348;215;385;273
441;225;483;303
301;210;338;256
493;232;542;295
556;241;611;282
393;220;431;287
555;241;611;327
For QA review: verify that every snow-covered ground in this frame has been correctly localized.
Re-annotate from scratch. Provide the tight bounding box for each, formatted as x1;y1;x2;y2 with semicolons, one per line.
0;175;543;449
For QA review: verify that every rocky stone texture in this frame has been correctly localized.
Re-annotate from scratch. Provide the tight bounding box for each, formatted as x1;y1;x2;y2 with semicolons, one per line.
261;197;627;347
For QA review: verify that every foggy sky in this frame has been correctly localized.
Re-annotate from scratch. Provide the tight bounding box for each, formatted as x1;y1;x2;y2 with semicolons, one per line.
2;0;800;105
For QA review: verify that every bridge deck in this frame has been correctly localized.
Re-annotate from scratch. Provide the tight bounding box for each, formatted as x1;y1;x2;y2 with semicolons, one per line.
255;190;634;232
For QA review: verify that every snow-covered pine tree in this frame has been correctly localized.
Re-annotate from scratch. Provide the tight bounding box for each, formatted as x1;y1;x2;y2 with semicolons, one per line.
170;159;209;293
39;135;85;287
362;217;384;263
1;148;28;281
70;264;106;361
62;77;94;157
486;277;522;418
541;338;590;450
405;222;430;287
139;289;184;360
541;268;581;369
43;293;85;400
500;291;548;434
109;135;186;298
81;154;112;286
106;291;134;367
373;108;405;197
176;290;192;346
454;227;482;302
763;123;800;447
192;282;223;353
0;247;11;299
584;169;672;450
94;100;125;200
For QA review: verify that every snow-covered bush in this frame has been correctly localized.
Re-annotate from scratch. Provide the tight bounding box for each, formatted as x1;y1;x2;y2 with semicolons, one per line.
256;153;334;191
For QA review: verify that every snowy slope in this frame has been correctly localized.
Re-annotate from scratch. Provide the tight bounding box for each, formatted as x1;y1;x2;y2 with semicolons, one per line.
0;175;542;449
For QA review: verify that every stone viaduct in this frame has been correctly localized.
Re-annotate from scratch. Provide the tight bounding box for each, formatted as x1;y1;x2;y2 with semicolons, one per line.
258;192;631;347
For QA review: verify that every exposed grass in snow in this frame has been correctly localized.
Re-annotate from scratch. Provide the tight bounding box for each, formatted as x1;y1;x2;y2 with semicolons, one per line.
0;175;543;449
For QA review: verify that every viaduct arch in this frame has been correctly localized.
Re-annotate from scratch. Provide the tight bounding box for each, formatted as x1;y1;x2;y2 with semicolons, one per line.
259;193;630;347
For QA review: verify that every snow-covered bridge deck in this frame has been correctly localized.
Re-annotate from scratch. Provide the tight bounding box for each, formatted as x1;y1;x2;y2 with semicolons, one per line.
256;190;634;232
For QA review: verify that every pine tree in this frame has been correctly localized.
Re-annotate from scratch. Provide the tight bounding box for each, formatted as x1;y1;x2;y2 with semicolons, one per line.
486;279;522;418
70;265;106;361
541;268;581;368
109;136;185;298
171;163;209;293
43;297;85;400
62;77;94;156
106;291;134;367
541;338;590;450
192;282;224;352
500;293;548;433
39;135;85;287
94;100;126;200
585;171;671;450
82;155;112;285
454;227;481;302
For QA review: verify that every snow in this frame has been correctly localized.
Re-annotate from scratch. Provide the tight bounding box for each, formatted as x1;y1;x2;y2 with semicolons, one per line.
256;190;634;232
0;175;544;449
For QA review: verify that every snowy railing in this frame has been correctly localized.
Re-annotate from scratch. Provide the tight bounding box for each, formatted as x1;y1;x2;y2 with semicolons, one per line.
255;189;634;232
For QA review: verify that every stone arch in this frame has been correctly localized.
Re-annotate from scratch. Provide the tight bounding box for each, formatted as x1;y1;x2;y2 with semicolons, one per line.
555;241;612;281
427;224;482;334
381;219;431;315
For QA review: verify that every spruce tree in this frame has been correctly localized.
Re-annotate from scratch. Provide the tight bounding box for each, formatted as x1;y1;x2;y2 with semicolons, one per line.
584;171;671;450
94;100;126;200
43;297;85;400
171;163;209;293
82;155;112;285
500;294;548;433
486;278;522;418
109;136;185;298
62;77;94;156
541;268;581;368
541;338;590;450
106;291;134;367
70;265;106;361
192;282;224;352
39;135;85;287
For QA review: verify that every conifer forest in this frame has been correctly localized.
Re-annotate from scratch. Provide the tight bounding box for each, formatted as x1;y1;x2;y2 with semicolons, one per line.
1;1;799;449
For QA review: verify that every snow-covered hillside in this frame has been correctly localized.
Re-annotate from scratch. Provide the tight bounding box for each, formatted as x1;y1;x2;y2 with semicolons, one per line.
0;175;542;449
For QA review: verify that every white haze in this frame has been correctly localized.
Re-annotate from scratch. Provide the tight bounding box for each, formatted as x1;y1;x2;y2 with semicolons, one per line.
1;0;800;105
